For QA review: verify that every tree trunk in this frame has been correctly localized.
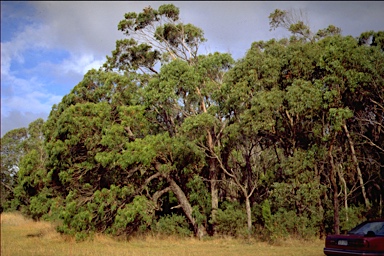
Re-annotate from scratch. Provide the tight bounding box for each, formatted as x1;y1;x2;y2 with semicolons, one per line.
337;165;348;222
342;124;370;209
197;86;219;235
329;143;340;235
210;158;219;234
314;164;325;238
245;196;252;235
165;174;207;238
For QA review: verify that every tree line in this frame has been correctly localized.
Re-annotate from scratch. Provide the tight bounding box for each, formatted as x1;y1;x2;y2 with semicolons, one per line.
1;5;383;240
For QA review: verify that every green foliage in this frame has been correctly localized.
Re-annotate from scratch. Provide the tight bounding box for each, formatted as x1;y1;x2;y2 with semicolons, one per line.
28;188;54;220
1;127;28;211
57;191;94;236
54;185;134;239
187;175;211;224
112;195;155;236
261;199;273;234
268;8;317;42
270;209;319;239
107;4;205;73
152;214;192;237
329;107;353;131
285;80;323;116
215;202;247;237
339;205;367;232
2;119;47;213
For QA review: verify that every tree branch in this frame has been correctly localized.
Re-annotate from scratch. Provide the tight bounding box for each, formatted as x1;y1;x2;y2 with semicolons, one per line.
152;186;171;210
358;132;384;153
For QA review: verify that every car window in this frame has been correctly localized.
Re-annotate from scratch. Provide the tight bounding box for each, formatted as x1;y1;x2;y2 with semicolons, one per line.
349;221;384;235
378;223;384;235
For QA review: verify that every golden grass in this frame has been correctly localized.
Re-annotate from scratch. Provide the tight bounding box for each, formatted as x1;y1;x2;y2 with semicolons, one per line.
1;212;325;256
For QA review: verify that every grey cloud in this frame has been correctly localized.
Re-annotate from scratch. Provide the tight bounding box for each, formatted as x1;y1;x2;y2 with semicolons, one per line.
31;2;151;56
28;1;384;61
1;110;48;137
299;2;384;35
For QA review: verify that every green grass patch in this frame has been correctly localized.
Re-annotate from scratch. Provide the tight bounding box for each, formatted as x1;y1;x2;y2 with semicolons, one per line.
1;212;325;256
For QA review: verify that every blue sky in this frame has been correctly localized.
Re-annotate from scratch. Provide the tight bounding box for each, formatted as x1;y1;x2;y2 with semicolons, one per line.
2;1;384;136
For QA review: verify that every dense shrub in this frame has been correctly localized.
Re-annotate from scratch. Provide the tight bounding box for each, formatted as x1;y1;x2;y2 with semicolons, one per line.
151;214;192;237
339;205;367;232
215;201;247;237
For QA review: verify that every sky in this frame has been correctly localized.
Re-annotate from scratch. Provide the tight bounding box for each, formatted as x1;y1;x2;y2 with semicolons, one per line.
1;1;384;137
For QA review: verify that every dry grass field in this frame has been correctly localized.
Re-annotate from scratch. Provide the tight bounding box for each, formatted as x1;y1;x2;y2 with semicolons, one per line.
1;212;325;256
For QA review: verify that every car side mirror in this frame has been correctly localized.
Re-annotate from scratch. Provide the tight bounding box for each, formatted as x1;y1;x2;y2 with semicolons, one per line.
365;231;376;237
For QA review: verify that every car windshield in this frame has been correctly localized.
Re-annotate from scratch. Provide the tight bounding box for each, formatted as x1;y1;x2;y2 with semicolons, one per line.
348;221;384;236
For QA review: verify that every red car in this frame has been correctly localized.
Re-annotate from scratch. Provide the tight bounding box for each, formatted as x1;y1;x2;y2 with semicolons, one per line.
324;220;384;256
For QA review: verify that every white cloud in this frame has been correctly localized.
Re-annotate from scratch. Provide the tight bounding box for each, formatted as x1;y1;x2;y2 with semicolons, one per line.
1;23;64;132
1;68;63;115
60;54;105;75
30;1;130;56
1;110;48;137
1;3;113;135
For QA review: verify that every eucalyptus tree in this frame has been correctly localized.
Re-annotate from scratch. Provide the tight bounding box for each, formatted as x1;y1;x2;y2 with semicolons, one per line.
266;11;382;235
13;118;51;219
173;52;234;230
1;127;28;211
269;8;341;42
224;8;384;236
42;4;233;238
43;70;149;234
221;37;327;236
315;33;384;231
125;51;234;236
104;3;205;74
0;118;50;217
105;4;234;234
218;118;278;234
